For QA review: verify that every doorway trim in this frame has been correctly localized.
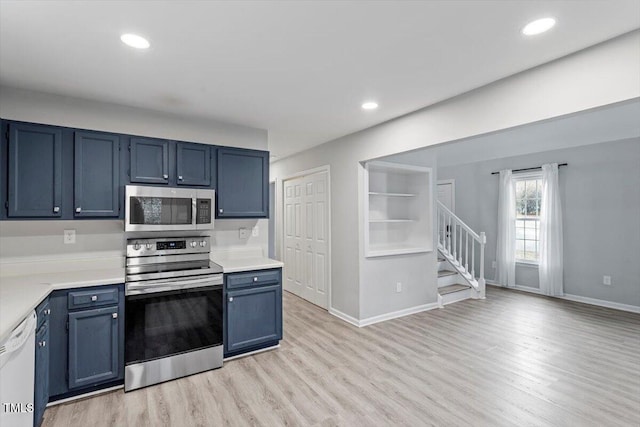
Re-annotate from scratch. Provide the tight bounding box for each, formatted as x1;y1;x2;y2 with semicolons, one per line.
277;165;332;311
437;179;456;213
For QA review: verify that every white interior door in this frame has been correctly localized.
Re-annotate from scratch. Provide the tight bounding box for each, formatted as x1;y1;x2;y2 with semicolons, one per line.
284;177;304;297
437;180;455;213
283;171;329;309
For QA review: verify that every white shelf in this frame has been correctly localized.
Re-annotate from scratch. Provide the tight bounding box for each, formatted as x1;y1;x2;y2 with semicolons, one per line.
369;192;416;197
363;160;433;258
367;244;432;258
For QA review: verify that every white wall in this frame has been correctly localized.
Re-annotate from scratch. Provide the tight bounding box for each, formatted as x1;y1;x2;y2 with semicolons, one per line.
271;31;640;321
437;138;640;308
0;87;269;267
0;86;267;150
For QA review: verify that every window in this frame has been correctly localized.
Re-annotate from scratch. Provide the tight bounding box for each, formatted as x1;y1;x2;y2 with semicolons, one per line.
514;175;542;263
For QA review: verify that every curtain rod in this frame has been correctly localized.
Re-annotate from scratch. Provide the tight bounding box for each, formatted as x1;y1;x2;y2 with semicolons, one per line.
490;163;568;175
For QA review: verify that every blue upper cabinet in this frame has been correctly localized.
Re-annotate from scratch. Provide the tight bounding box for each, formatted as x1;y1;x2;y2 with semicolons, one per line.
74;131;120;217
129;137;169;184
176;142;211;187
217;148;269;218
7;123;63;217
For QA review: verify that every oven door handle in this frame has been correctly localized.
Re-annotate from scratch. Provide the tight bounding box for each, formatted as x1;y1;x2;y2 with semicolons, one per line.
126;275;223;296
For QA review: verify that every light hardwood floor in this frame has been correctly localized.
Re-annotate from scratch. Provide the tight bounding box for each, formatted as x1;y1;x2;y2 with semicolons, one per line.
43;287;640;427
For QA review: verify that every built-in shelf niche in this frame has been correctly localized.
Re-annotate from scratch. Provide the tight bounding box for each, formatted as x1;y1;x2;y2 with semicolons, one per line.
364;161;433;258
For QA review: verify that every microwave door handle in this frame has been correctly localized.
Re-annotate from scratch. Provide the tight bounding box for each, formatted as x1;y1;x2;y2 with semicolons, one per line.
192;197;197;227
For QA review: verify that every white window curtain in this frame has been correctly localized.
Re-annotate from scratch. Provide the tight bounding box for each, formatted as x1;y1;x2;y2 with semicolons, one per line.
539;163;564;296
496;169;516;288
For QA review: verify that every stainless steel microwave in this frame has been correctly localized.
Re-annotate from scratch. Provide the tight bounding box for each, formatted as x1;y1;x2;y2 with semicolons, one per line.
125;185;215;232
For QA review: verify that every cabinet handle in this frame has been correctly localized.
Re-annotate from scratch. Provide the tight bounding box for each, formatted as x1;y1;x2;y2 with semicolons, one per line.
178;175;183;180
219;208;223;214
253;277;258;282
163;174;169;179
112;313;118;319
76;207;82;213
91;295;98;301
53;206;60;213
228;297;233;302
39;341;46;347
45;309;51;315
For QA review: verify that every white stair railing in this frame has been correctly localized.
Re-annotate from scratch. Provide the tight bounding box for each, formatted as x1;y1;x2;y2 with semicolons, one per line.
437;201;486;299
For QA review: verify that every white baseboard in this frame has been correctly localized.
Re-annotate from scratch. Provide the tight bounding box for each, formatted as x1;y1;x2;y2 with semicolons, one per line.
486;280;640;314
560;294;640;314
360;303;439;327
328;307;361;327
47;385;123;407
224;344;280;361
330;303;440;328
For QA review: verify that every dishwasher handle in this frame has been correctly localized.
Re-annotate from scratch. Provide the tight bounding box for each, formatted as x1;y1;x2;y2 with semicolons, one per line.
0;311;36;356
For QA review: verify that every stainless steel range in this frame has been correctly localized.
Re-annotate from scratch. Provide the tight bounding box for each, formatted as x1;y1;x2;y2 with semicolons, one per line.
124;236;223;392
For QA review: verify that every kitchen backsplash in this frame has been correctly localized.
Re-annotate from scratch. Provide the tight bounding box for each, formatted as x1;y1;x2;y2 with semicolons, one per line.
0;219;269;273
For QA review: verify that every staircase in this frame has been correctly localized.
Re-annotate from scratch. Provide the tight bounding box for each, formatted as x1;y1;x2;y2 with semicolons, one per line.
436;201;486;306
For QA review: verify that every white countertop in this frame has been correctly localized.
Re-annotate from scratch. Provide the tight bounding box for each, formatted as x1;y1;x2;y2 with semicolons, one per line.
210;247;283;273
212;257;283;273
0;268;124;341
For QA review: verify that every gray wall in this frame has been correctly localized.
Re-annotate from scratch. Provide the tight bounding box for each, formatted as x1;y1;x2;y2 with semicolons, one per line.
437;138;640;307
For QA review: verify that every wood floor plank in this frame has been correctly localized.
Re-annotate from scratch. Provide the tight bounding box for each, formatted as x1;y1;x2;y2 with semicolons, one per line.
43;287;640;427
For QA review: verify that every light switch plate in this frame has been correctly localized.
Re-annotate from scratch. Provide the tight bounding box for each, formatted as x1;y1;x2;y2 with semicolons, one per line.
64;229;76;244
603;275;612;286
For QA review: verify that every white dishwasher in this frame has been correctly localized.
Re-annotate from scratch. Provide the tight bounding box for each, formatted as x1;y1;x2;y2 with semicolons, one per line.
0;311;36;427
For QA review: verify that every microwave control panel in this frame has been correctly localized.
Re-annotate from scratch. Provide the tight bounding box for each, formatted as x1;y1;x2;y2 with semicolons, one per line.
196;199;211;224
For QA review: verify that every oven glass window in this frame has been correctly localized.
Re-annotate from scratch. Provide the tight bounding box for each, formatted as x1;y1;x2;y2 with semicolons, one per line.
129;197;192;225
125;286;223;364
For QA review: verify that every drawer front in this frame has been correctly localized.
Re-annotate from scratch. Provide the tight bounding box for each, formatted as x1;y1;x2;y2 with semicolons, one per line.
226;269;281;290
68;288;119;310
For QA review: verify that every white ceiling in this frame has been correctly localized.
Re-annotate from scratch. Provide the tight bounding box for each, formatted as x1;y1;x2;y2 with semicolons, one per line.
1;1;639;158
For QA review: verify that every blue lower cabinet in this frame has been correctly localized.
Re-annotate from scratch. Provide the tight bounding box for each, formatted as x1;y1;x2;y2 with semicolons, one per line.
225;269;282;356
48;284;124;402
34;299;50;427
68;305;120;389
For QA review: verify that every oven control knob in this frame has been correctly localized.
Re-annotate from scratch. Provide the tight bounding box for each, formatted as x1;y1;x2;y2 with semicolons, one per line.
190;241;197;248
133;243;141;250
146;243;153;250
199;240;207;247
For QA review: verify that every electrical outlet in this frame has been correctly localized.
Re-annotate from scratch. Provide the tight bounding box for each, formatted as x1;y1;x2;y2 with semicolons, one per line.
491;261;497;269
239;227;248;239
252;226;259;237
63;229;76;244
603;275;612;286
396;282;402;293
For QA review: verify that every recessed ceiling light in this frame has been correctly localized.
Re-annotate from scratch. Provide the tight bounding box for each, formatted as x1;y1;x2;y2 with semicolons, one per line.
120;33;150;49
362;102;378;110
522;17;556;36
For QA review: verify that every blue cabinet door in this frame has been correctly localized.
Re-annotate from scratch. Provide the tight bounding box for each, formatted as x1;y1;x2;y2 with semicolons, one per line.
74;131;120;217
176;142;210;186
68;305;119;389
217;148;269;218
7;123;63;217
130;137;169;184
34;322;49;427
226;283;282;354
